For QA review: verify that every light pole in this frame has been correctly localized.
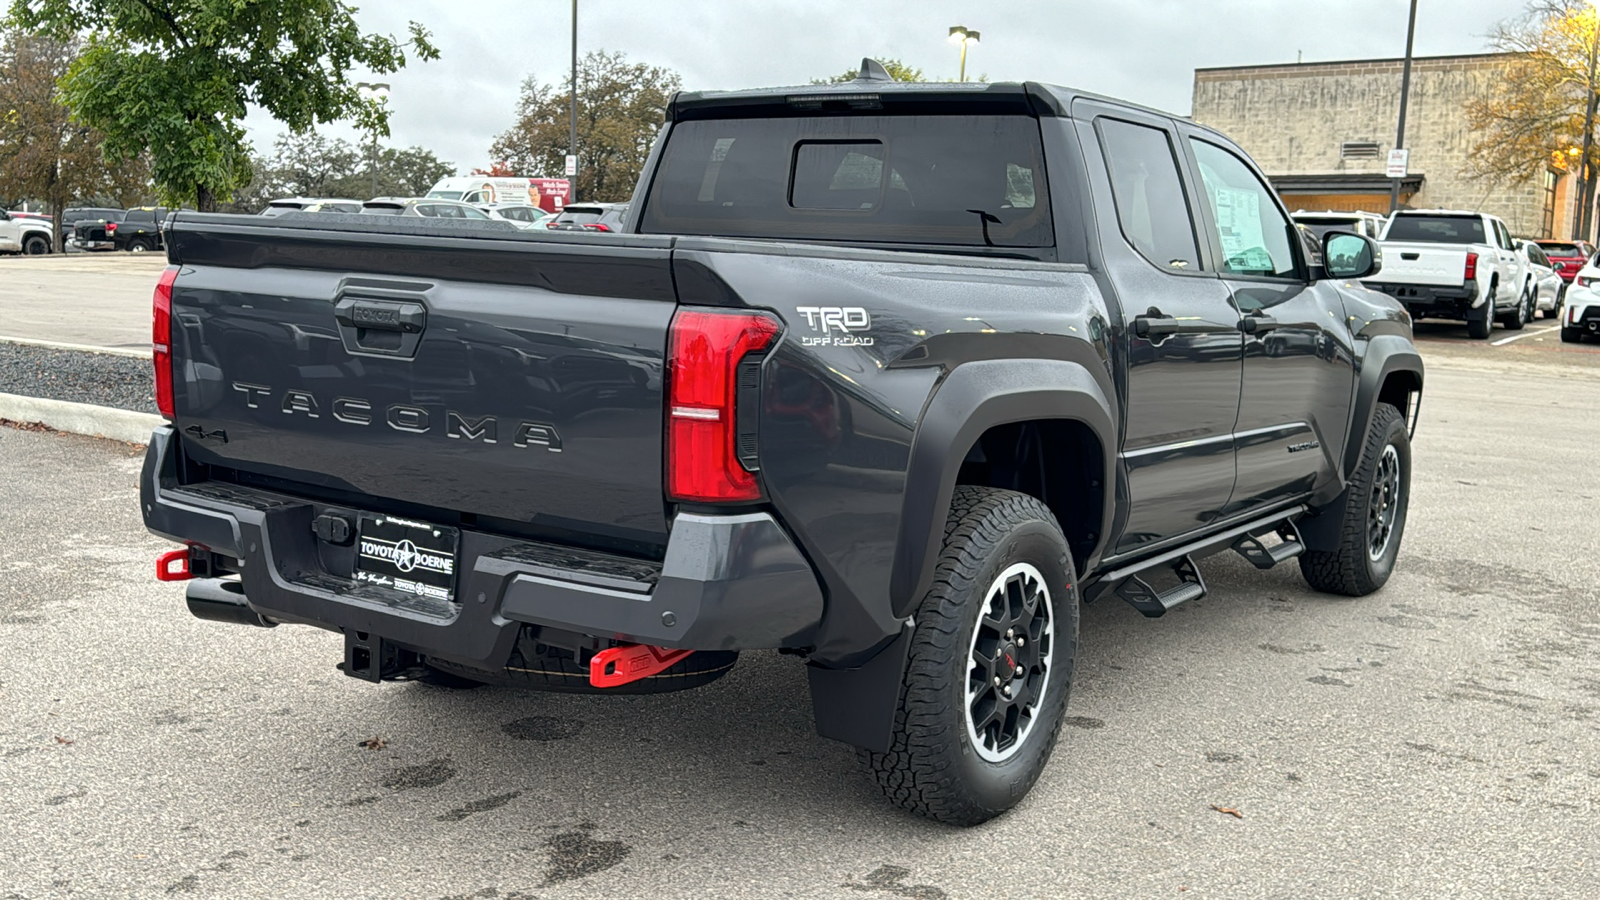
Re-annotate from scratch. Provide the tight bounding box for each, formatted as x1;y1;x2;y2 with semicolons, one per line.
355;82;391;198
1388;0;1417;214
948;26;980;82
1577;1;1600;241
570;0;579;201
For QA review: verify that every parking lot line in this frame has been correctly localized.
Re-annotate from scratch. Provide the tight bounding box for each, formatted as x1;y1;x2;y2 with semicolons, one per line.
1491;324;1561;346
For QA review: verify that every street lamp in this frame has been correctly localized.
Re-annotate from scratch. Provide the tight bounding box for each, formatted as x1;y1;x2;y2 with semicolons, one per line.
948;26;980;82
355;82;391;199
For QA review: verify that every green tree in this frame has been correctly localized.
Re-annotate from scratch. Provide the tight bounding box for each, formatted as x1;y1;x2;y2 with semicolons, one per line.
813;58;926;84
216;131;456;213
1468;1;1600;237
0;29;150;249
6;0;439;211
490;50;680;202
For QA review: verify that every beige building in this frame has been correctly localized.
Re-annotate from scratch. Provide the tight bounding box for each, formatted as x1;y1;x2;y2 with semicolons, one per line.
1192;53;1581;239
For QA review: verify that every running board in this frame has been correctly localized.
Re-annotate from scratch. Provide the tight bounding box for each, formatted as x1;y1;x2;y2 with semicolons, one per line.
1112;554;1208;618
1232;521;1306;570
1083;505;1308;615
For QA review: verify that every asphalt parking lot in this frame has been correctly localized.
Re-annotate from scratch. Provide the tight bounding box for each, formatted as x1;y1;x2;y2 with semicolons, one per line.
0;254;170;352
3;322;1599;898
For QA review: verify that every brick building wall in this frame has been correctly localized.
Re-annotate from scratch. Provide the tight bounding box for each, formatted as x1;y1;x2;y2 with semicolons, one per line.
1192;54;1575;238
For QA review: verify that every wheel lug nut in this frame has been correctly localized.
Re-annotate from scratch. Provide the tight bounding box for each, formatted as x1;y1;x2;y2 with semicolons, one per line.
1015;666;1024;678
1002;685;1012;697
1005;628;1015;640
1016;636;1025;647
993;676;1002;687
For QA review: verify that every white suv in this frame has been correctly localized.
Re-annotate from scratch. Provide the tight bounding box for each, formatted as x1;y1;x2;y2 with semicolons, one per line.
1560;254;1600;343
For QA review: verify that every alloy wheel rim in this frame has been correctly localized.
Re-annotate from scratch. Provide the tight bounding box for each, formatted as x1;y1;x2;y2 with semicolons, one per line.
1368;444;1402;561
964;562;1055;763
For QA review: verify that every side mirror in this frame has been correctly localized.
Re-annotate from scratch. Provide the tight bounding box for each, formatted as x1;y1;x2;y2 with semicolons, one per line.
1323;231;1381;280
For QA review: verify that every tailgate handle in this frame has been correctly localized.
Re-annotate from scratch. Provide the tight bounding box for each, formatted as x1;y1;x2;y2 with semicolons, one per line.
335;299;426;333
1401;252;1420;261
333;297;427;359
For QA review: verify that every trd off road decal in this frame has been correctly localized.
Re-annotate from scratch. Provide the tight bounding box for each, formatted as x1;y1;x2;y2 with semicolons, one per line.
795;306;875;347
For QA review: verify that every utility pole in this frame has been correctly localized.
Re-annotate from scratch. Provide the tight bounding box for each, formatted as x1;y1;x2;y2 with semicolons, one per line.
1578;8;1600;241
570;0;579;202
1388;0;1418;214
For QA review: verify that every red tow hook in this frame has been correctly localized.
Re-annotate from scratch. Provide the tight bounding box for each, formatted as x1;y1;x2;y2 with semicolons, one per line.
589;643;693;688
156;548;193;582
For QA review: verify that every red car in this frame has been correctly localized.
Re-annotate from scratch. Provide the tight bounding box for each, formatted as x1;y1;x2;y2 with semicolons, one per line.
1531;239;1596;285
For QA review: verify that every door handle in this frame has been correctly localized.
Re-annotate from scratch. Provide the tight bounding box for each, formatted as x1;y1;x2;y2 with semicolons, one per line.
334;298;427;333
1239;314;1280;334
1132;312;1180;337
1133;308;1231;338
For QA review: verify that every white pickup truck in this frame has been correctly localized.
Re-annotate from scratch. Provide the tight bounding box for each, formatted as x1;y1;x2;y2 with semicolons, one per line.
0;209;55;255
1363;210;1532;339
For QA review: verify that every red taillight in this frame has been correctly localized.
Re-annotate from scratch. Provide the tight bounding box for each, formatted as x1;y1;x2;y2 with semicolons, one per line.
153;265;178;420
106;222;118;234
667;310;780;502
583;223;612;232
1464;252;1478;282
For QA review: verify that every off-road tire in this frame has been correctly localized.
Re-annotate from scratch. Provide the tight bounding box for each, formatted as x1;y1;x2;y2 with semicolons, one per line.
22;234;50;255
1300;403;1411;596
1562;325;1585;343
1467;283;1496;340
859;486;1078;826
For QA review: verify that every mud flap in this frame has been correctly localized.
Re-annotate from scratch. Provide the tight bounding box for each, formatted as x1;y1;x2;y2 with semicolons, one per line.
805;621;914;753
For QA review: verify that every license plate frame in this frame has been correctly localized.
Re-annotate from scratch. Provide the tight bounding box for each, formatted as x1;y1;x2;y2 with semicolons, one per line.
353;514;460;604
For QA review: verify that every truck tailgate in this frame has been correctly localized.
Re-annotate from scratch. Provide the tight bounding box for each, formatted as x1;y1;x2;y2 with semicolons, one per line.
165;215;677;547
1374;242;1468;287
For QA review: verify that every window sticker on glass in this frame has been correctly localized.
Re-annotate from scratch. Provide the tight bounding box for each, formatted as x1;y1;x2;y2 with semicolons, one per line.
1212;186;1271;271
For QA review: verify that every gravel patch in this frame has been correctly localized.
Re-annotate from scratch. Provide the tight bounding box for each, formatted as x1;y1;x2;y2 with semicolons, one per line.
0;341;156;413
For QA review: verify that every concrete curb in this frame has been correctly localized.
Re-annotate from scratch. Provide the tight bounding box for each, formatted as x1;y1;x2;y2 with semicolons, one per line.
0;392;160;445
0;335;149;358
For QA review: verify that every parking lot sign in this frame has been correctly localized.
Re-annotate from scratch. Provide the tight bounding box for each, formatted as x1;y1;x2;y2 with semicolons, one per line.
1386;149;1409;179
564;154;578;177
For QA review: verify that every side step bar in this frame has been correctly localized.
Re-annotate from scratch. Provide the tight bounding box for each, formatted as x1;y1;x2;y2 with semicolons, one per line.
1085;506;1309;618
1113;555;1207;618
1231;521;1306;570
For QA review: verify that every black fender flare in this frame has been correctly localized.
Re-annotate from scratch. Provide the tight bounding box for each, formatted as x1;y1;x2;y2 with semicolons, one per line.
1303;334;1423;550
1343;334;1423;480
888;358;1117;618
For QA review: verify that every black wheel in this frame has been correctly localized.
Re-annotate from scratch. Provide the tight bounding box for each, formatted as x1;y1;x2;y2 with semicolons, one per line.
859;486;1077;826
1467;284;1495;339
1502;287;1529;331
1562;325;1585;343
126;239;152;253
1300;404;1411;596
22;234;50;255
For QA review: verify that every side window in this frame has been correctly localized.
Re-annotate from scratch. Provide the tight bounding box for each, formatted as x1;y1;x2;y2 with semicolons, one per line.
1188;139;1298;279
1096;118;1201;272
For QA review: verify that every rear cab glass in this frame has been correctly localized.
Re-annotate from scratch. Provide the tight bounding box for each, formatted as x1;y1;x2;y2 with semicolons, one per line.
555;208;605;225
1385;215;1485;244
638;114;1052;248
1537;241;1581;256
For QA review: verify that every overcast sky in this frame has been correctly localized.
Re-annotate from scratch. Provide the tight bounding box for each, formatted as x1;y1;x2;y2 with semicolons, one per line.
243;0;1521;175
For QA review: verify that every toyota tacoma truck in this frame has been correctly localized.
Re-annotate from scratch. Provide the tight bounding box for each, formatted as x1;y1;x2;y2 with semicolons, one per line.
142;62;1423;826
1365;209;1532;339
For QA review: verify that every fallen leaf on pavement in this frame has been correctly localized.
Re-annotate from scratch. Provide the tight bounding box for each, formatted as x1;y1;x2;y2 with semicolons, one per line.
53;736;74;746
1210;804;1243;819
358;737;387;750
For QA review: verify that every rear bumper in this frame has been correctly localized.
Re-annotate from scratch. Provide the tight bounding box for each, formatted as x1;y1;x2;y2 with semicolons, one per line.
1366;282;1479;317
140;427;825;669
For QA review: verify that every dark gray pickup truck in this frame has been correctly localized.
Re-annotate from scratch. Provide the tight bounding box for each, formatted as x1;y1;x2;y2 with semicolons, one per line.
143;63;1423;825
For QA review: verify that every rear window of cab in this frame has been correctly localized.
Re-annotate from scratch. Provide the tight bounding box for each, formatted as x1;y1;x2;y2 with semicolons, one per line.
638;114;1052;248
